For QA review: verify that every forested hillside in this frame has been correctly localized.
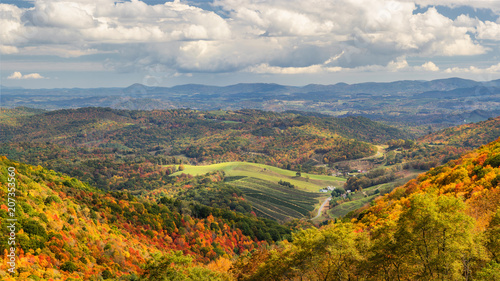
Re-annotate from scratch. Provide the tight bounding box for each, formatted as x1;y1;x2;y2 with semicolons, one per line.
3;78;500;131
234;137;500;280
1;108;500;280
420;116;500;147
0;156;293;280
0;107;410;191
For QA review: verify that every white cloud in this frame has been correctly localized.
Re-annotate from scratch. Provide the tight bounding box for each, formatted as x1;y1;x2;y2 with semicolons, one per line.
387;57;410;71
246;63;343;74
246;57;444;74
0;4;23;54
7;72;23;79
216;1;487;69
444;63;500;73
0;45;18;54
420;61;440;71
7;71;45;79
24;1;96;29
0;0;497;75
23;73;45;79
454;14;479;29
476;20;500;40
452;14;500;41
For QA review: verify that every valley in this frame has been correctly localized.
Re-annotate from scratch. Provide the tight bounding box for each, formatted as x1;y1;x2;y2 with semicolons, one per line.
171;161;343;222
3;78;500;133
2;0;500;279
1;85;500;280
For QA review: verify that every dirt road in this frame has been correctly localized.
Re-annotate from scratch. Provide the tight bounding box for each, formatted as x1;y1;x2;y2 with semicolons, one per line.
312;196;331;220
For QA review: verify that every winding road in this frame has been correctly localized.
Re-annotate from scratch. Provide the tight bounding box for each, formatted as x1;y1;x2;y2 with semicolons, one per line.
311;196;331;220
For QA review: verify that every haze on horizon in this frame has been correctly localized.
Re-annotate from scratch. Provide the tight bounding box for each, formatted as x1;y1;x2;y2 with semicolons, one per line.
1;0;500;89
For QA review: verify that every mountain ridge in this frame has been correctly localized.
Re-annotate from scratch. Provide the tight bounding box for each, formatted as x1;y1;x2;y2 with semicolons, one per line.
0;77;490;93
2;77;500;135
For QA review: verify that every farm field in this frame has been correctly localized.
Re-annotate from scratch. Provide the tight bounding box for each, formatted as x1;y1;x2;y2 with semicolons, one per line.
171;161;423;222
229;177;322;221
170;161;345;192
171;161;343;221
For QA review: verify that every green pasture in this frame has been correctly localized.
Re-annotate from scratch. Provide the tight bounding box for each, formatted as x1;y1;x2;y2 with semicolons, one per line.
170;161;344;193
169;161;340;221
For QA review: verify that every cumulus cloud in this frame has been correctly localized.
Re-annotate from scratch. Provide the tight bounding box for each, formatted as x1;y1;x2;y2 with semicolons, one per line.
387;57;410;71
7;71;45;79
0;0;498;75
476;20;500;40
419;61;440;71
444;63;500;74
246;63;343;74
245;57;443;74
0;4;23;54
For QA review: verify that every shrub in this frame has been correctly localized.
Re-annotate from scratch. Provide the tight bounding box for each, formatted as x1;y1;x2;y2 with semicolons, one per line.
60;261;78;272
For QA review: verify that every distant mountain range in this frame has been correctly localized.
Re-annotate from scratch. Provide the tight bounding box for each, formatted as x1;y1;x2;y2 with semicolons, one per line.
4;77;499;97
125;77;500;95
0;85;24;90
2;77;500;130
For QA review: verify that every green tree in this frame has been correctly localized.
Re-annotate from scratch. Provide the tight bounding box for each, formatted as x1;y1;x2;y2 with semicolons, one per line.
476;261;500;281
246;222;367;280
141;251;223;281
485;208;500;263
392;194;475;280
142;251;193;281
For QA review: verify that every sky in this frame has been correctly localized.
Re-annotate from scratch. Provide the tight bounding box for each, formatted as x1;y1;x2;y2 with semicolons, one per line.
1;0;500;88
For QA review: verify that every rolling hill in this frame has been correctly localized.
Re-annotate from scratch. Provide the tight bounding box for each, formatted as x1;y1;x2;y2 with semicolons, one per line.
171;162;344;192
420;116;500;147
0;107;408;193
233;137;500;280
171;162;344;222
0;156;293;280
2;78;500;130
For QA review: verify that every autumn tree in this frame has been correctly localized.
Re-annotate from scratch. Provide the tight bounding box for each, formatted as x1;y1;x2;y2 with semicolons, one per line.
392;194;475;280
241;222;368;280
141;251;224;281
485;208;500;263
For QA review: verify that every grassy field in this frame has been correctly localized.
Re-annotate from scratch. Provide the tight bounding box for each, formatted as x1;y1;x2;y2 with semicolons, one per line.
170;161;422;223
170;161;344;221
170;162;345;192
